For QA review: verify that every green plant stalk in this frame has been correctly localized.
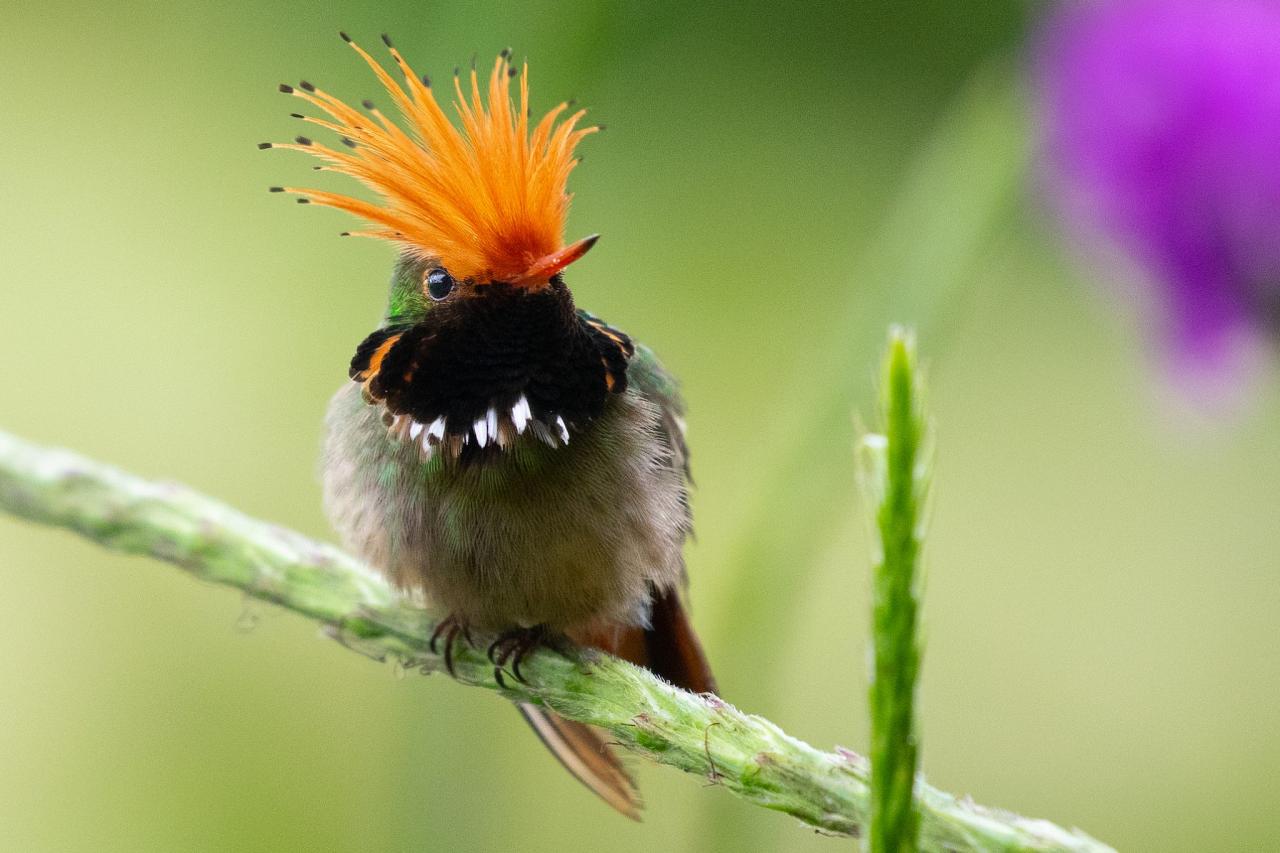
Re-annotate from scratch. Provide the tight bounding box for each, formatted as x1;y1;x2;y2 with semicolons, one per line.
859;329;928;852
0;429;1111;852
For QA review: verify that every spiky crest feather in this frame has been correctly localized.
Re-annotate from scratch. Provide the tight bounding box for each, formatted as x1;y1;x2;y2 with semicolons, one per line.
268;36;596;284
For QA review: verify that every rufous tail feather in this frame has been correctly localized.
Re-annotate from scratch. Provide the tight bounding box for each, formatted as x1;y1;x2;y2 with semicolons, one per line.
516;704;642;820
518;584;715;818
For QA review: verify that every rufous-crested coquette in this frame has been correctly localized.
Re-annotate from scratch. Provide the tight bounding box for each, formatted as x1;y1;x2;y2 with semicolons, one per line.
263;33;716;818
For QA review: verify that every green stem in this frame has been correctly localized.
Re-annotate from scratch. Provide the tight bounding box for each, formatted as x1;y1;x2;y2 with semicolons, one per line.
0;429;1110;852
859;329;928;852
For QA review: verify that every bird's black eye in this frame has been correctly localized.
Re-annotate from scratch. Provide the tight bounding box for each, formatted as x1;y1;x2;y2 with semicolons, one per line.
426;268;455;301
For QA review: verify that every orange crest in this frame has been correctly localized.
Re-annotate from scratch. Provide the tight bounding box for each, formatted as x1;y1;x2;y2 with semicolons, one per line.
267;35;597;285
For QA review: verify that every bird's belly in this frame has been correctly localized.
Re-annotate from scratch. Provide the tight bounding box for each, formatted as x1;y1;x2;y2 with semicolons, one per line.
321;382;687;632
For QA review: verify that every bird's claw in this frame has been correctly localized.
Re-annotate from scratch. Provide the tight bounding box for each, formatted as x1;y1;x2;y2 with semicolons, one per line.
487;624;551;685
429;614;473;677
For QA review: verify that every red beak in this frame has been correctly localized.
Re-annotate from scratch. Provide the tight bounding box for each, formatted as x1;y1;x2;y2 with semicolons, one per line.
510;234;599;286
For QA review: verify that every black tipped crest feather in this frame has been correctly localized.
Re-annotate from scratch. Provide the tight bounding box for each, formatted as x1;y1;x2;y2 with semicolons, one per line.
350;283;630;458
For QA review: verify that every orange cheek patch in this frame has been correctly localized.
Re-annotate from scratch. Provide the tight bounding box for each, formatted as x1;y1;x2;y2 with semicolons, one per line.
355;334;401;384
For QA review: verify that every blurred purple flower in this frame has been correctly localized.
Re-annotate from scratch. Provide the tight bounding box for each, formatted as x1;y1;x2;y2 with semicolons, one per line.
1039;0;1280;389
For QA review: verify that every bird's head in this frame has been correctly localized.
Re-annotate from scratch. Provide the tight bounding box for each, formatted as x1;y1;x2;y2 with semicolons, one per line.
266;36;628;459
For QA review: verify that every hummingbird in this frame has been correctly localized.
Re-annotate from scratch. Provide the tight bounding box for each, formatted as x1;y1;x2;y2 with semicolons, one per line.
263;34;716;818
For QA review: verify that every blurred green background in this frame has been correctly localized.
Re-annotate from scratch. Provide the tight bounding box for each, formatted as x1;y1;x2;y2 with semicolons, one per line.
2;1;1279;850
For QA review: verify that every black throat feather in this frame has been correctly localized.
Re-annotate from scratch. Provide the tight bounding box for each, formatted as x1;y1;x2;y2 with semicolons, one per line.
349;280;632;459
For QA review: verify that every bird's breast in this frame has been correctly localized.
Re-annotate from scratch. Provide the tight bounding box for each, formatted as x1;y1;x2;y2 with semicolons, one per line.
320;381;687;632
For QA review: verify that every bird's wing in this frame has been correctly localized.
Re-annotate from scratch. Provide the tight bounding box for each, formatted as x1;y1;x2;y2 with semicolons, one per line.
623;340;692;486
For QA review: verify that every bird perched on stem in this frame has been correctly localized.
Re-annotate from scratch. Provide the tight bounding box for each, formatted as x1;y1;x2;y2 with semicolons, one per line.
263;33;716;818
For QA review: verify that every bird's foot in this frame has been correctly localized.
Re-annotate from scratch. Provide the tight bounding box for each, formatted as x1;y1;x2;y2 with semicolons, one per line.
487;624;558;686
428;613;474;677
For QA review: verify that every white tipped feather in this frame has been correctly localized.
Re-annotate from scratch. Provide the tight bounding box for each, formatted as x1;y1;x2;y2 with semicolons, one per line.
512;396;532;434
390;403;573;454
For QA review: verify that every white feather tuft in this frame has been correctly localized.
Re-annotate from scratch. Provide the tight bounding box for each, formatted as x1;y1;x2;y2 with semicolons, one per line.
512;395;532;434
